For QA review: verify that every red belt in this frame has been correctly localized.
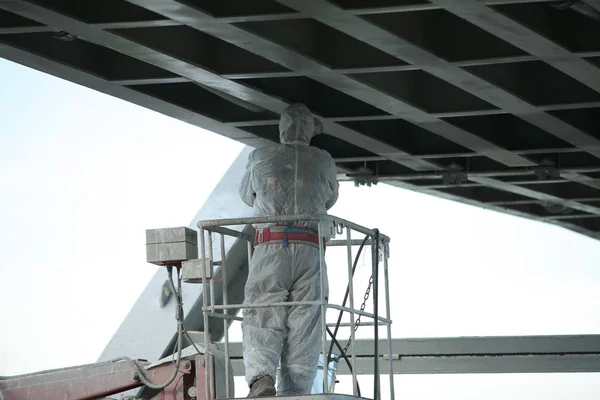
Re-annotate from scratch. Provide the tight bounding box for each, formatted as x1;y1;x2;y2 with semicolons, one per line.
254;228;325;248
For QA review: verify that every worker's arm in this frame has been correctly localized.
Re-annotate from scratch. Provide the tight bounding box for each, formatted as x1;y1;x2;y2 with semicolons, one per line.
239;157;256;207
325;157;339;210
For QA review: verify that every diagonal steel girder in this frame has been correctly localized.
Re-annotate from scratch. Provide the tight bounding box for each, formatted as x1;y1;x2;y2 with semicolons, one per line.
0;0;436;172
124;0;530;168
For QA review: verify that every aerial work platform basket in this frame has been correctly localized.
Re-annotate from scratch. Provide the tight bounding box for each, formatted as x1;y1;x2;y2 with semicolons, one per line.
194;214;393;400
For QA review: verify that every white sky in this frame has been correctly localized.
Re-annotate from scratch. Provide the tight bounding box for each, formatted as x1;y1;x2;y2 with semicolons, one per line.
1;58;599;398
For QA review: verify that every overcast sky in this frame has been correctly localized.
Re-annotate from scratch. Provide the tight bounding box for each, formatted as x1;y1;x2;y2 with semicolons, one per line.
1;58;599;398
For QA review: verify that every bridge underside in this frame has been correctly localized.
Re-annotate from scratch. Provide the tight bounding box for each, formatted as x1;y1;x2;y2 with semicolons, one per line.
2;0;600;239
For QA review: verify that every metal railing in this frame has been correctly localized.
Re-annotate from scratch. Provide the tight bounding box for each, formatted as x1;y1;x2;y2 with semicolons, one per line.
196;214;393;399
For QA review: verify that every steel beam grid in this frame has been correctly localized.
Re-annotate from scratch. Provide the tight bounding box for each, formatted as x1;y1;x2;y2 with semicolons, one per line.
1;0;600;238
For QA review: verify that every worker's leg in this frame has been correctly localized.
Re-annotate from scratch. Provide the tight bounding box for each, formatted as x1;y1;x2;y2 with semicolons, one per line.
242;245;292;389
277;245;328;395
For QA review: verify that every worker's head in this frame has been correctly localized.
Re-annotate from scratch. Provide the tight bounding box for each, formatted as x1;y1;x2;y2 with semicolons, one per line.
279;103;322;145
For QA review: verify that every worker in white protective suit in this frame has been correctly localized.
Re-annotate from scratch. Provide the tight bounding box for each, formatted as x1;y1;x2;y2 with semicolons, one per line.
239;103;339;397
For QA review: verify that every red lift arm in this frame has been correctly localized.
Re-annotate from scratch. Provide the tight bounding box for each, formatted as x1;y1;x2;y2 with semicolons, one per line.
0;354;210;400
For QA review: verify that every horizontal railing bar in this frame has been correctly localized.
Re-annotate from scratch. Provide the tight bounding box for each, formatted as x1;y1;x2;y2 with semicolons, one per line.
204;233;372;247
198;214;390;242
204;305;391;323
204;300;324;311
326;321;377;327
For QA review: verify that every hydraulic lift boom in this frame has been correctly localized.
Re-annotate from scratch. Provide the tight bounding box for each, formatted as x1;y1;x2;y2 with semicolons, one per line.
0;352;205;400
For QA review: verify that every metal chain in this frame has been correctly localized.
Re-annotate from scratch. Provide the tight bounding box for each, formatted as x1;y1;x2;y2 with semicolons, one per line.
342;274;374;355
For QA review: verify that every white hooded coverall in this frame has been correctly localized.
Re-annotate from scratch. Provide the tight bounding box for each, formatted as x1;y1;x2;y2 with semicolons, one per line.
239;104;339;395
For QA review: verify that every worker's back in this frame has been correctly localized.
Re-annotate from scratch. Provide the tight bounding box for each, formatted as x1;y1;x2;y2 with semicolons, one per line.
239;103;339;232
242;144;337;223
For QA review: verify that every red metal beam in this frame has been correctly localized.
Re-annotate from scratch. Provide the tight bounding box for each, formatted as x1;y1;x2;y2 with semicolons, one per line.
0;358;193;400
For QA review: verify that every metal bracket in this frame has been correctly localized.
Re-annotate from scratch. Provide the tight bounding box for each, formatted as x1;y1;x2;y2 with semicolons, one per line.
441;163;468;186
51;30;78;42
542;201;573;215
351;165;379;187
182;257;213;283
534;159;561;181
383;241;390;259
319;220;337;239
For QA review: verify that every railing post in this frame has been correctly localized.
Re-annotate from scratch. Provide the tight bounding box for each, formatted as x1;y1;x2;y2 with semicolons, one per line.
220;233;231;399
372;230;380;400
318;222;329;393
207;231;216;399
199;227;211;400
383;243;395;400
346;226;358;396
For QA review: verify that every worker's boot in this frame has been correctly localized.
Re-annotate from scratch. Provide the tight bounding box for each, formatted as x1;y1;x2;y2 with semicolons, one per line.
247;375;276;398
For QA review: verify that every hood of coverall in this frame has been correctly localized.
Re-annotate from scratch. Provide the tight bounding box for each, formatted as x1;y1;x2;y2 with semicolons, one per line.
279;104;322;145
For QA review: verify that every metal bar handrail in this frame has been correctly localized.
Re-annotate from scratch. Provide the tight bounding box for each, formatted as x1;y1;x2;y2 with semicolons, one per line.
202;312;383;327
203;302;393;324
204;300;324;310
346;227;358;396
198;214;391;243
